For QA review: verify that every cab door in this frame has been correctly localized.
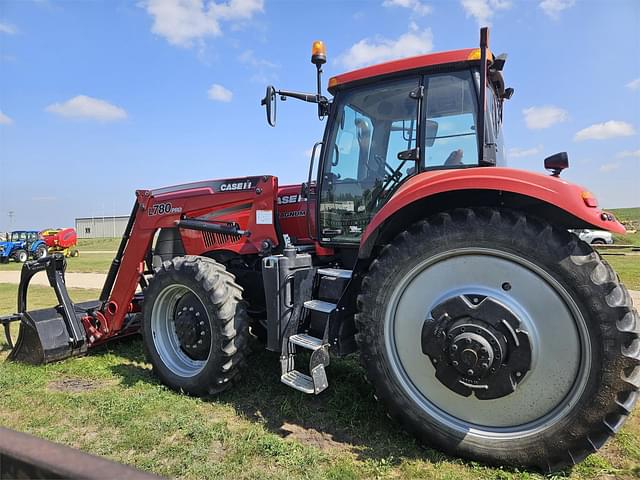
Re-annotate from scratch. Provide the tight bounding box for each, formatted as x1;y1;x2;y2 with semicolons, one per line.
317;77;421;245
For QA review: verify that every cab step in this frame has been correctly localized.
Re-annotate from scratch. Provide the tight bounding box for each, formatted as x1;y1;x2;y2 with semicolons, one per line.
280;331;330;394
303;299;336;314
316;268;352;279
289;333;324;350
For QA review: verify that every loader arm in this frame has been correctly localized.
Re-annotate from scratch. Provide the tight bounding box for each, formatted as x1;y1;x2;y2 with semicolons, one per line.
3;176;281;361
97;176;281;341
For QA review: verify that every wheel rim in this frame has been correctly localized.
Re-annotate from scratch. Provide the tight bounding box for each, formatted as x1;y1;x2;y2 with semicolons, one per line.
151;284;211;378
18;252;27;262
384;247;591;438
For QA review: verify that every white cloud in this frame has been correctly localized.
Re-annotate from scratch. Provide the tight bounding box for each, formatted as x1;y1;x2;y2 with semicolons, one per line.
599;162;620;173
207;83;233;102
0;110;14;125
0;22;18;35
539;0;575;19
383;0;432;16
626;78;640;91
239;50;278;83
45;95;127;121
574;121;636;141
460;0;511;26
143;0;263;48
522;105;568;129
508;144;543;158
337;23;433;70
617;149;640;158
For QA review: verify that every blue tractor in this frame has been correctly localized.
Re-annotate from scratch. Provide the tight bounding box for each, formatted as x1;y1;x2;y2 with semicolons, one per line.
0;231;48;263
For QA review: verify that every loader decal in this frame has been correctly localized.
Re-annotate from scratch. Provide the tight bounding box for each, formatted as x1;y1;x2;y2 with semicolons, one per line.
148;202;182;216
219;180;254;192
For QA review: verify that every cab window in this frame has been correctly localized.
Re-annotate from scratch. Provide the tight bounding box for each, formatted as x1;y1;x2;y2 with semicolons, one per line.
423;70;478;168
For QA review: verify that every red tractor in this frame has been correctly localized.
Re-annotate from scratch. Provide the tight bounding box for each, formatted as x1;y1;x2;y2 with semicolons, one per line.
2;29;637;471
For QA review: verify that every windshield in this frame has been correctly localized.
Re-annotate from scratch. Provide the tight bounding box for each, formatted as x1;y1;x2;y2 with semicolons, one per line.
319;69;481;244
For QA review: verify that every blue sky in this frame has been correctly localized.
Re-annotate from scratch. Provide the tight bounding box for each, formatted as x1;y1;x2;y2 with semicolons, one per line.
0;0;639;231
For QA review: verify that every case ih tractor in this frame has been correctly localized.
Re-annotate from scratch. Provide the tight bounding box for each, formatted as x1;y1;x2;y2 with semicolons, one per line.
1;29;638;471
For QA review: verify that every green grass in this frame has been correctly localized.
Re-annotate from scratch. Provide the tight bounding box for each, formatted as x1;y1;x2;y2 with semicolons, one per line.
609;207;640;246
0;252;114;273
603;254;640;290
77;237;121;251
0;282;639;479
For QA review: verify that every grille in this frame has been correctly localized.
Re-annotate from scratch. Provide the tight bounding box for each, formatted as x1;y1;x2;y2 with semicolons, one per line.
202;230;242;247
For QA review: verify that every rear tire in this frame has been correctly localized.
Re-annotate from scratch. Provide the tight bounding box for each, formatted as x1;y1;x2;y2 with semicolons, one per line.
355;208;639;471
12;250;28;263
591;239;606;245
143;255;249;396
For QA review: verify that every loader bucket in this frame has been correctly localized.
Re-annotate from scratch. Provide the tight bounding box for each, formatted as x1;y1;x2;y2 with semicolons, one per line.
8;308;81;364
2;255;88;365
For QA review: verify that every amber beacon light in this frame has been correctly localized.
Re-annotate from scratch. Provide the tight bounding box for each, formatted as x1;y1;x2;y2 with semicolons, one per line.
311;40;326;66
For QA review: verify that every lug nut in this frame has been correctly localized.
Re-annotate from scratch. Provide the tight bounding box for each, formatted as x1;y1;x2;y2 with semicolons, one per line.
189;307;194;312
467;369;474;376
182;306;187;311
199;321;205;326
200;331;205;336
451;345;458;352
195;312;200;317
452;361;459;366
198;339;203;344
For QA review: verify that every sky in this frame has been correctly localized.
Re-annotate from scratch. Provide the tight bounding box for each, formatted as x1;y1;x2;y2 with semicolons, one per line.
0;0;639;231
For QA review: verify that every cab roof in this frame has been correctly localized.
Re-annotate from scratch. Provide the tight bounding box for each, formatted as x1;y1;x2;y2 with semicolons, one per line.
328;48;480;94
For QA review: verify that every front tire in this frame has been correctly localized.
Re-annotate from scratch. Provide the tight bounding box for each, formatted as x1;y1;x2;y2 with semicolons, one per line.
355;208;639;471
12;250;28;263
143;255;249;396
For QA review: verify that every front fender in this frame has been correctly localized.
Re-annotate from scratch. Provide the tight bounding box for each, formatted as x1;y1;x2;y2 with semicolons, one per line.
360;167;625;257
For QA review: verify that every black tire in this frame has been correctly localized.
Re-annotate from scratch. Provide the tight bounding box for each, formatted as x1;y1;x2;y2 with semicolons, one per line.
143;255;249;396
34;245;48;259
12;249;28;263
355;208;639;471
591;239;606;245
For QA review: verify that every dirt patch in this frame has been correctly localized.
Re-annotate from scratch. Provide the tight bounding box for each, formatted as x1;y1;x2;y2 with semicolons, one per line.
278;421;352;452
47;378;109;393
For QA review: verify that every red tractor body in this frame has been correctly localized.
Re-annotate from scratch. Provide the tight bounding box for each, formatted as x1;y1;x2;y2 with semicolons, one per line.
2;29;637;472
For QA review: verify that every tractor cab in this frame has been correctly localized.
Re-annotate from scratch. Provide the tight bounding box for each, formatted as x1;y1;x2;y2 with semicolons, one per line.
263;29;512;246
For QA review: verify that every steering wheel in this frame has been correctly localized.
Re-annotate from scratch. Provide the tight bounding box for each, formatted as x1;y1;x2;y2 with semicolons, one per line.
370;154;396;178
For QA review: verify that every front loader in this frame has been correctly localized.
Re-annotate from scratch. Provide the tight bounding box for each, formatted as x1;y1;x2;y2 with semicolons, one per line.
2;29;638;472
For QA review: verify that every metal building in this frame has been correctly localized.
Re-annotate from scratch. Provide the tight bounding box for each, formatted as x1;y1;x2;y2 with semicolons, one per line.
75;216;129;238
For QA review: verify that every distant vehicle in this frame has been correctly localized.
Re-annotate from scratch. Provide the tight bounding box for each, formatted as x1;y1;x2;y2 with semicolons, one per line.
40;228;79;257
573;229;614;245
0;231;48;263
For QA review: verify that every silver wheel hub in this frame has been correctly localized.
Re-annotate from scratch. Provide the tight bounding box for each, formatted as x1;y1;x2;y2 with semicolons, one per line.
151;285;211;378
384;248;590;437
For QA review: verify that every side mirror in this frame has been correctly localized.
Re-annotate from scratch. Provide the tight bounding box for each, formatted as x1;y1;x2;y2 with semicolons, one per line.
261;85;277;127
544;152;569;177
425;120;438;147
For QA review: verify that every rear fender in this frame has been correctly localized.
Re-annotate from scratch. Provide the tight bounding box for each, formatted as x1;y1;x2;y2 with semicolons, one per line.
359;167;625;259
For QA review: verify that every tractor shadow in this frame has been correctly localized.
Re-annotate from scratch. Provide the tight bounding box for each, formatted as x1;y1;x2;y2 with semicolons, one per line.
106;337;564;475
